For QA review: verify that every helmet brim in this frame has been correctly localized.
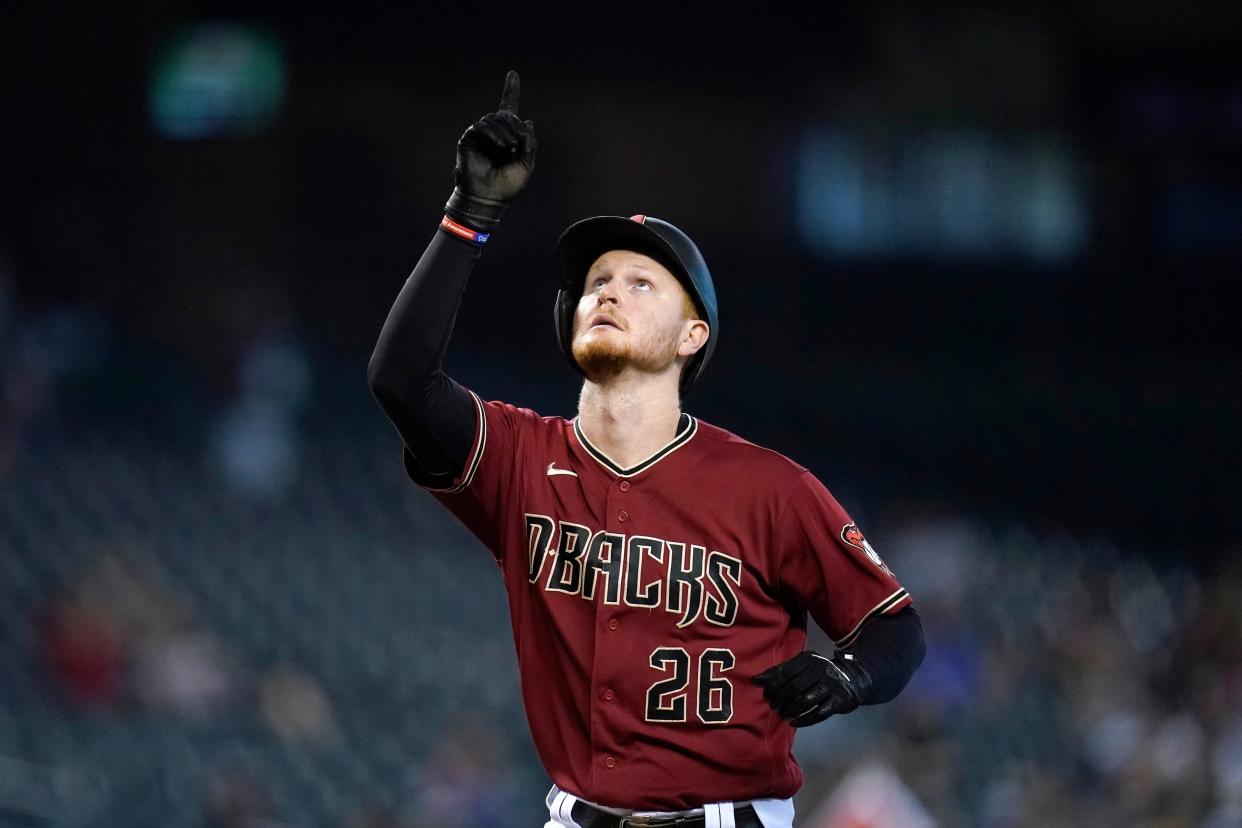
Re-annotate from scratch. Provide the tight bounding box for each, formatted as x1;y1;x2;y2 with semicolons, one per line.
554;217;701;315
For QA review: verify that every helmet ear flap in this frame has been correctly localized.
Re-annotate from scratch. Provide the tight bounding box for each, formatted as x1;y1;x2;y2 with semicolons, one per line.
679;352;703;395
554;288;587;379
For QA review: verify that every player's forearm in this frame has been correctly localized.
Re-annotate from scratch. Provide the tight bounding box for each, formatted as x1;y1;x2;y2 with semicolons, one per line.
369;66;534;424
368;227;480;392
370;73;535;478
367;227;483;473
845;605;925;705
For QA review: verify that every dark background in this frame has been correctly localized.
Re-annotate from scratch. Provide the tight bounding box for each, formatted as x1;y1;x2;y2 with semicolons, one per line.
2;3;1240;827
5;3;1240;550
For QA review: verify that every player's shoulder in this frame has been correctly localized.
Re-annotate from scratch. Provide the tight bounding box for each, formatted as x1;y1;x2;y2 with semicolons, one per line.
690;417;811;481
480;396;573;431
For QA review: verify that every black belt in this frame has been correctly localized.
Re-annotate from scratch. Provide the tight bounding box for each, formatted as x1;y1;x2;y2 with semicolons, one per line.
570;800;764;828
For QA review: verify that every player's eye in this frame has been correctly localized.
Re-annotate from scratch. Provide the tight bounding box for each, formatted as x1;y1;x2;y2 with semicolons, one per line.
634;280;652;290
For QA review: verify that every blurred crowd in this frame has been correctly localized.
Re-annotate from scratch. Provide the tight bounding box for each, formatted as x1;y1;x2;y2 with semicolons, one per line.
3;4;1240;825
801;518;1242;827
1;272;1239;826
3;420;1239;826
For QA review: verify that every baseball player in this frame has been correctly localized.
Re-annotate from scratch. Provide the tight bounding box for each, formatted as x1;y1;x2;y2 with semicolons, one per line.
369;72;925;828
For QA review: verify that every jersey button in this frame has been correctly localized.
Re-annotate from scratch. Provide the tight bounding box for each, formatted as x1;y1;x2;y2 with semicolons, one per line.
605;756;617;769
618;510;629;522
607;618;619;631
603;688;615;701
619;481;631;492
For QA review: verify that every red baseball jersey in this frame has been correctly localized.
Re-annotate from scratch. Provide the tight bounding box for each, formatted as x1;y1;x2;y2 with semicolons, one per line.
405;390;912;810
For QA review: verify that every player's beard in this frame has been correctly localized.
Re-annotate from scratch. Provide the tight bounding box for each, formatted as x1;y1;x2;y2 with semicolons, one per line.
572;322;681;383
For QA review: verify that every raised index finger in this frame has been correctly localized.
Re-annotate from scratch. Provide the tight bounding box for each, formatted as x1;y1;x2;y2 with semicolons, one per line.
499;70;520;114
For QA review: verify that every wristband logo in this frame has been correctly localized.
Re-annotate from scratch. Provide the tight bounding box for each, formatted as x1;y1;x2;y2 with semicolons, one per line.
840;523;892;575
440;215;490;245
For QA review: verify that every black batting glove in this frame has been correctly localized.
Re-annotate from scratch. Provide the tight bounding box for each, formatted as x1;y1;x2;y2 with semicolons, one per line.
445;70;538;230
751;650;873;728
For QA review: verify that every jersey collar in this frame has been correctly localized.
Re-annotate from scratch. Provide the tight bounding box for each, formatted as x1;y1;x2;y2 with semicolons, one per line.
572;412;698;479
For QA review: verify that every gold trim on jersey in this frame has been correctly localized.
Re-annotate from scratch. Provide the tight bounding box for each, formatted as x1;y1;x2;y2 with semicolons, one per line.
835;587;911;649
572;413;698;478
423;390;487;493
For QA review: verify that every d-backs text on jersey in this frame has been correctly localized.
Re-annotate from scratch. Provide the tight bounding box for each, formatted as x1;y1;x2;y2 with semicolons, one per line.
524;514;742;628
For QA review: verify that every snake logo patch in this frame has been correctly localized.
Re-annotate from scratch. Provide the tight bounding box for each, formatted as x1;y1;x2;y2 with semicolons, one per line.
840;523;892;574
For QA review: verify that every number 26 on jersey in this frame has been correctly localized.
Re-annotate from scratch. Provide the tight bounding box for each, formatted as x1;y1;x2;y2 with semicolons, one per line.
645;647;735;724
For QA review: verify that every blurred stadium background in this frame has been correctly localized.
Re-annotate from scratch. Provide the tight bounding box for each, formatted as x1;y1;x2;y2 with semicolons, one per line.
2;4;1241;827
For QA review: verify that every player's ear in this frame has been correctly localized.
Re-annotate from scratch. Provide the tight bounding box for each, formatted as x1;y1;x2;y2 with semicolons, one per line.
678;320;709;358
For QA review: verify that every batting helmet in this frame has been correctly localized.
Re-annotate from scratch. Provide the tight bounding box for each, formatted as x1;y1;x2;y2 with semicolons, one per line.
553;214;719;394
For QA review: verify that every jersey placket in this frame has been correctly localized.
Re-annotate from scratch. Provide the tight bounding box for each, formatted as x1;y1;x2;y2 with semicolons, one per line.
590;472;632;783
567;413;699;795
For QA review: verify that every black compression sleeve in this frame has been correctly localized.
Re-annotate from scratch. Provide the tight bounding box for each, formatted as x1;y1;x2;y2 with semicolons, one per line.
367;228;484;480
844;606;926;705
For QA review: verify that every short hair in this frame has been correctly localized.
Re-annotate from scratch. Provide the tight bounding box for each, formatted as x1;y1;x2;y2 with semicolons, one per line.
679;285;699;322
676;284;704;391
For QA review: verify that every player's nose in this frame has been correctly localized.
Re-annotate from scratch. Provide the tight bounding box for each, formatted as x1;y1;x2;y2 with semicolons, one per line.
595;285;620;306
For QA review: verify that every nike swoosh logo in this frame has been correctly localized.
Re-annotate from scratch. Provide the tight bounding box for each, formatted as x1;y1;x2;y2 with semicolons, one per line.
547;462;578;478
